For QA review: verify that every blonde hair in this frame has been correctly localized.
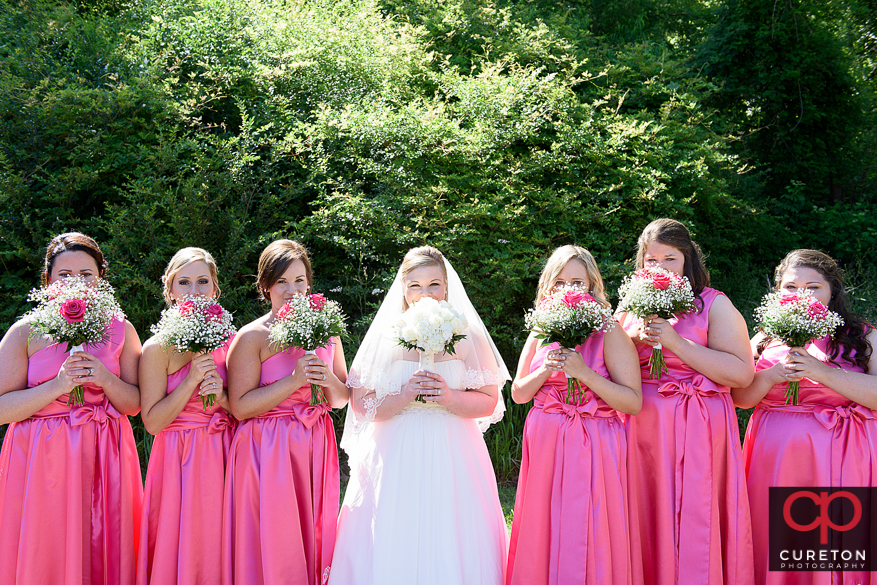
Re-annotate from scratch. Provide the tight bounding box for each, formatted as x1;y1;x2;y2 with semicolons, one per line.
257;240;312;301
535;245;609;307
399;246;448;310
161;247;220;305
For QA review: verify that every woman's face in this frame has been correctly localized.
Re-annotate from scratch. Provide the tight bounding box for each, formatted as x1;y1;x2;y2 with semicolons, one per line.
779;266;832;306
403;265;447;308
48;250;100;285
643;241;685;276
169;260;217;302
551;259;590;293
269;259;309;313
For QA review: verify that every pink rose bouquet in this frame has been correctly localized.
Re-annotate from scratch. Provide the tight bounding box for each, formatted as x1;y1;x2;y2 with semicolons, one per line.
24;276;125;406
754;289;843;405
525;286;615;404
616;267;696;379
150;294;237;409
268;293;347;405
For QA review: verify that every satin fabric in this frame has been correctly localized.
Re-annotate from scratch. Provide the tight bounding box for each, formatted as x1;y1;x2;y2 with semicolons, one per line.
222;343;338;585
743;337;877;585
624;287;755;585
330;359;508;585
507;334;639;585
137;341;235;585
0;317;142;585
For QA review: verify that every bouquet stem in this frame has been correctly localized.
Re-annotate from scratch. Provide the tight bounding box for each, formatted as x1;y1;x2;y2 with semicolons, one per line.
416;351;434;403
565;375;584;405
67;343;85;407
201;393;215;410
784;381;800;406
649;343;666;380
305;350;327;406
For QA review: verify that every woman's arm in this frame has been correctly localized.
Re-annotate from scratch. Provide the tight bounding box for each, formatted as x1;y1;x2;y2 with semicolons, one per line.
76;319;142;415
510;333;564;404
0;321;90;424
562;324;642;415
783;328;877;410
139;340;220;434
644;295;755;388
730;333;783;408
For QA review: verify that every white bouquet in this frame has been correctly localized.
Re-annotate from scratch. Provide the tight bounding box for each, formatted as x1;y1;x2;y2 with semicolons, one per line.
150;294;237;409
268;293;347;405
754;289;844;405
393;297;468;402
616;267;697;379
524;287;615;404
24;276;125;406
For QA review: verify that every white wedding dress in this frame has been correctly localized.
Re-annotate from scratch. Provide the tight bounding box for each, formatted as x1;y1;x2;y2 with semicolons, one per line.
328;358;509;585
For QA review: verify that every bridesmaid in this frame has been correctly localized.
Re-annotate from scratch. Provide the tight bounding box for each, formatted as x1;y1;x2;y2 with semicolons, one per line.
617;218;756;585
0;232;143;585
507;245;643;585
222;239;348;585
734;249;877;585
137;247;235;585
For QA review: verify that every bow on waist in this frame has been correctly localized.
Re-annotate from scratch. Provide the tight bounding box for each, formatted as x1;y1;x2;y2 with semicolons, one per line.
657;374;726;398
762;402;876;431
69;401;122;426
535;393;617;419
256;401;331;429
163;411;235;434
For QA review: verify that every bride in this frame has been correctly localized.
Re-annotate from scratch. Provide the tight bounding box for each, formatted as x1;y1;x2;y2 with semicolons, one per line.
329;246;510;585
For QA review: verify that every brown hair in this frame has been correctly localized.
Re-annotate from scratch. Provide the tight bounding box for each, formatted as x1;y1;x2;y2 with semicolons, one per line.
536;245;609;308
161;247;221;305
636;218;710;302
757;249;873;372
257;240;312;301
399;246;448;310
42;232;108;285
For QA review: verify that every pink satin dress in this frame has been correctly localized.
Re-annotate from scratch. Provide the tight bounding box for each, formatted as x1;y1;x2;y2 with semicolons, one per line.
137;341;235;585
743;337;877;585
222;343;339;585
0;317;143;585
624;287;755;585
507;334;640;585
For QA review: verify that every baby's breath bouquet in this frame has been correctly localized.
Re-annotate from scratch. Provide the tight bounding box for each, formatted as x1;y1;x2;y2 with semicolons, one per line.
24;276;125;406
754;289;844;405
525;287;615;404
617;267;697;379
268;293;347;405
151;295;236;409
393;297;468;403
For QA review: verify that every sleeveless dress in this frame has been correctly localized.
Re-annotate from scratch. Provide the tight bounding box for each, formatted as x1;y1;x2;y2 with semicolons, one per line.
507;334;639;585
0;316;143;585
329;358;508;585
222;342;338;585
743;337;877;585
137;340;235;585
623;287;755;585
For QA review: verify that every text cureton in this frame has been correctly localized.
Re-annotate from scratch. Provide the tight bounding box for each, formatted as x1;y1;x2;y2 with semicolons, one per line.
780;550;866;561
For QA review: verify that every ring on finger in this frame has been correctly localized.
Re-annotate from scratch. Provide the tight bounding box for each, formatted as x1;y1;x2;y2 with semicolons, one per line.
88;368;94;375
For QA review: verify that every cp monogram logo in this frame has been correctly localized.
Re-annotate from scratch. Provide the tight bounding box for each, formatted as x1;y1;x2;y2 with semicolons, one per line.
783;490;862;545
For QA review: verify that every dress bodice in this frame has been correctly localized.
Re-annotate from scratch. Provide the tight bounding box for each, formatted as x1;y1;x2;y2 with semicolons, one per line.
757;336;866;408
165;338;232;418
258;341;336;414
27;315;125;412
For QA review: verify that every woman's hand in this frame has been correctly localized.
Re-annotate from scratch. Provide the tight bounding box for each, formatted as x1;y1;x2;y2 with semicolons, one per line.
300;354;338;388
536;348;565;378
68;351;117;390
556;348;595;385
783;347;829;383
639;315;682;351
55;353;90;395
185;353;218;390
416;371;455;407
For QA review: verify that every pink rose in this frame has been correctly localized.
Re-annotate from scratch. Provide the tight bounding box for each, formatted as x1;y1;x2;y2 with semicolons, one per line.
561;290;588;308
779;294;799;306
537;297;551;310
204;304;225;322
178;300;195;315
277;301;295;320
309;294;327;311
60;298;87;322
651;272;672;291
807;299;829;319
